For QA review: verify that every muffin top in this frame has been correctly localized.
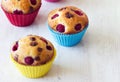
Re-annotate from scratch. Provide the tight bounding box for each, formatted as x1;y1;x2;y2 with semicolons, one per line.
11;35;54;66
48;6;89;34
1;0;41;14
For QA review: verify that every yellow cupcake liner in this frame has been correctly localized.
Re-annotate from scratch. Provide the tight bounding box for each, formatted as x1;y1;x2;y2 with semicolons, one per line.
11;50;56;78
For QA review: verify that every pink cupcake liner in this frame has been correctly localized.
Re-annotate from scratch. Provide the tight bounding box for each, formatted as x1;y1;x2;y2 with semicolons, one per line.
45;0;60;2
2;7;40;27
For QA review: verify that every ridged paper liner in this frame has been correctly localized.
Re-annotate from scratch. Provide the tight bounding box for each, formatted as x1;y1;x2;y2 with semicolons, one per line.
11;50;56;78
2;7;40;27
48;25;88;47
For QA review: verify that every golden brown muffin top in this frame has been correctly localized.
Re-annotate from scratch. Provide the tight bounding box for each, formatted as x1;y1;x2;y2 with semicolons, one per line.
1;0;41;14
48;6;89;34
11;35;54;66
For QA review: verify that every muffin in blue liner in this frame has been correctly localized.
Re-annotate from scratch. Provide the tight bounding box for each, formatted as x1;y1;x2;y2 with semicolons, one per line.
48;6;89;47
48;25;88;47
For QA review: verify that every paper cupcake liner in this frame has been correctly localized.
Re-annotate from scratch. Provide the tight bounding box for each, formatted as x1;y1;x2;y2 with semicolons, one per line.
48;25;88;47
2;7;40;27
45;0;59;2
11;50;56;78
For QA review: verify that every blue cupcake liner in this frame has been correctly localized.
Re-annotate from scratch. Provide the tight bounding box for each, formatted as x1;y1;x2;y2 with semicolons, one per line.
48;25;88;47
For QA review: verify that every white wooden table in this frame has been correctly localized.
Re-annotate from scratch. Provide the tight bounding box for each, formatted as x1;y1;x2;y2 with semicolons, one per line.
0;0;120;82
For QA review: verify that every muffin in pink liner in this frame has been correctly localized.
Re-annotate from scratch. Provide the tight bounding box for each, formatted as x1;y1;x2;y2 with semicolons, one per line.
1;0;41;27
45;0;59;2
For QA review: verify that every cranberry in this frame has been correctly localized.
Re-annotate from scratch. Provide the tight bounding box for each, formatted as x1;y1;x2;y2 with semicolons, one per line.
13;10;23;14
30;37;36;41
30;41;38;46
29;6;34;13
46;45;52;50
37;47;42;52
73;10;83;16
30;0;37;5
12;41;18;51
56;24;65;33
14;55;18;61
65;12;73;18
75;24;82;31
59;7;67;11
34;56;40;61
40;37;48;44
51;14;59;19
25;56;34;65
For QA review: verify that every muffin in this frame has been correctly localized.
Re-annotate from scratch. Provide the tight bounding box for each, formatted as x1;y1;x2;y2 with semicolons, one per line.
45;0;60;2
11;35;56;78
48;6;89;47
1;0;41;27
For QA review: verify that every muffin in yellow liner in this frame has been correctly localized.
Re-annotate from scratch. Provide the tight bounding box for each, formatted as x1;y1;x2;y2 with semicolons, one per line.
10;50;56;78
10;35;56;78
